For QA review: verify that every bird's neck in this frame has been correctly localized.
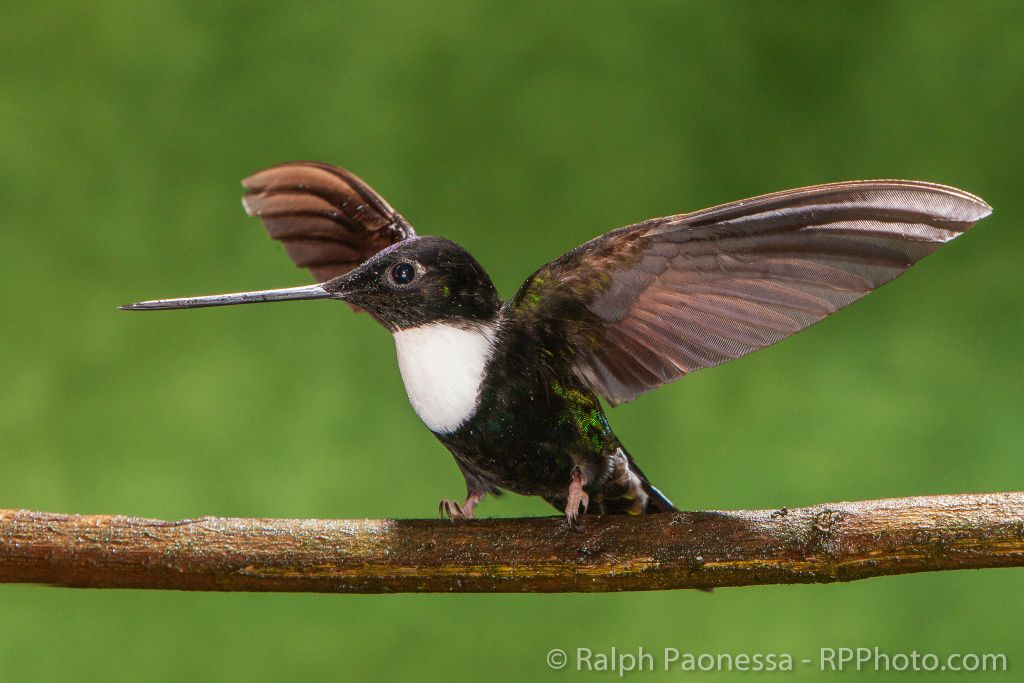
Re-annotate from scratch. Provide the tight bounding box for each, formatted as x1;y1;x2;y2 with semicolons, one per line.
392;318;500;434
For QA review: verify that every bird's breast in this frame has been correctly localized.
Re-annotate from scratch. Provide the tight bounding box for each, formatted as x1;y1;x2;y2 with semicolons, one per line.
392;321;498;434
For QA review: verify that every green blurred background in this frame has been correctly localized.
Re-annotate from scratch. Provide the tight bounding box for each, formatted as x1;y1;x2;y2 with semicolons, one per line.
1;1;1021;680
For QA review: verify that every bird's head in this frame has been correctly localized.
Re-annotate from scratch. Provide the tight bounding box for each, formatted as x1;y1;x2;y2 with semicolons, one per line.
120;236;501;332
323;236;500;331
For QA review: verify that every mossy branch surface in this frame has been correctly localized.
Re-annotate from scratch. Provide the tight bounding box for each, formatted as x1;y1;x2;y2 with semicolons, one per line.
2;493;1023;593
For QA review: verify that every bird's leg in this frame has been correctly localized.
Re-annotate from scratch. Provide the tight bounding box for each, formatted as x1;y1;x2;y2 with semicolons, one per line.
564;466;590;527
439;491;485;520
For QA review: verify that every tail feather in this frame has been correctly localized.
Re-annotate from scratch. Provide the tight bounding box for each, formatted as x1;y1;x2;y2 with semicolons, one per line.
639;479;677;513
540;448;676;515
594;447;677;515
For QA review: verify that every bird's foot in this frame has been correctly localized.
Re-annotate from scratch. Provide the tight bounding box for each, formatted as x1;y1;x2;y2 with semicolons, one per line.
439;492;483;520
439;499;465;519
564;467;590;528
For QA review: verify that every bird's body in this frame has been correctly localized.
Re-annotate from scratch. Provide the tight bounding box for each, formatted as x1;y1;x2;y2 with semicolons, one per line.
407;313;671;517
335;235;674;519
122;162;991;524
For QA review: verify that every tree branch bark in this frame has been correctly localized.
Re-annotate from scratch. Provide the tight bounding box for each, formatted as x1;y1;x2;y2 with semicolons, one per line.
2;493;1023;593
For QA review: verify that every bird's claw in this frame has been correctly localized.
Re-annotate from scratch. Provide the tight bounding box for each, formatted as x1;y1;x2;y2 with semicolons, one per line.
564;467;589;528
439;492;483;520
439;499;465;520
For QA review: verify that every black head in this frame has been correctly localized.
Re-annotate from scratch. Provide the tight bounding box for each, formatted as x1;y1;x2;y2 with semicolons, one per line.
323;237;500;330
119;236;500;330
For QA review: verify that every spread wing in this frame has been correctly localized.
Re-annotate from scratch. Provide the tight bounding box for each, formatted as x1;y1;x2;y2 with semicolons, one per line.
511;180;991;405
241;161;415;283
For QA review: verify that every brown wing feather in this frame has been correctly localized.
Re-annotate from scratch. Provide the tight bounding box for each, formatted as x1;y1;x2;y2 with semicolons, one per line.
241;161;415;283
513;180;991;405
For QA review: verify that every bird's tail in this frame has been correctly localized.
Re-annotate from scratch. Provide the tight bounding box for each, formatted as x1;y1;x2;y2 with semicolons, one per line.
593;447;677;515
636;476;677;513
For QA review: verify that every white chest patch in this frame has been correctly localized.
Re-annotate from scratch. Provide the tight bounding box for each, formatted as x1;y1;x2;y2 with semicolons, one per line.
393;322;497;434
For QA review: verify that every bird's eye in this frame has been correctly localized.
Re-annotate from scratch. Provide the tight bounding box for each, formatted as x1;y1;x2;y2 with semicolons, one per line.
390;262;417;285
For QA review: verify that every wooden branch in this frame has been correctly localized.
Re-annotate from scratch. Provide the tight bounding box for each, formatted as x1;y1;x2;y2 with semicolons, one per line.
2;493;1023;593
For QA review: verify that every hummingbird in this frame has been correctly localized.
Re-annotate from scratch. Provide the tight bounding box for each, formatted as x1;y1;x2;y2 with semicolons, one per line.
122;162;990;524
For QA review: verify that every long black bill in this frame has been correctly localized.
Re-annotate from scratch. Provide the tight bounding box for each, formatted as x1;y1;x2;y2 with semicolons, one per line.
119;283;333;311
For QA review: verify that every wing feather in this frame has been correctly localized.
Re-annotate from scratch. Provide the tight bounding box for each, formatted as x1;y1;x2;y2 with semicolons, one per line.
241;161;415;284
512;180;991;405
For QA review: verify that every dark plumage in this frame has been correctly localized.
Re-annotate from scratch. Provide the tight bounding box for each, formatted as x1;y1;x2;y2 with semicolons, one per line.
122;162;991;524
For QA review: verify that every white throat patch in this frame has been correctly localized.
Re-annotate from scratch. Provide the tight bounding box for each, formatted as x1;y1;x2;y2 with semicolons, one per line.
393;321;497;434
